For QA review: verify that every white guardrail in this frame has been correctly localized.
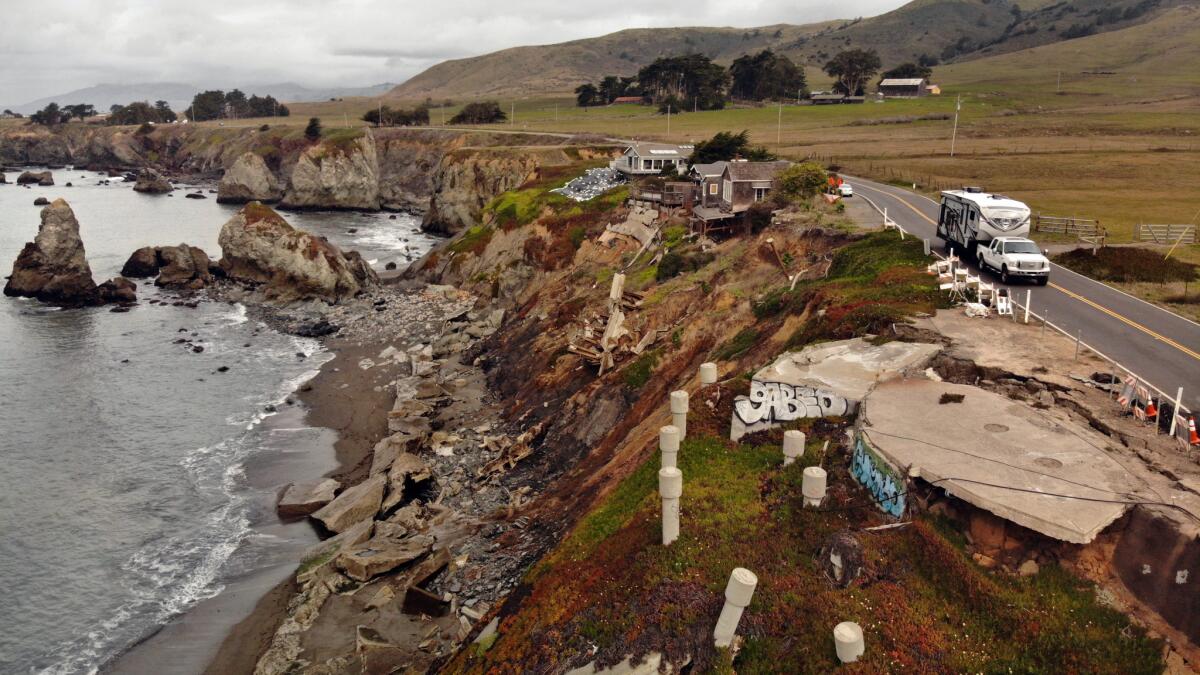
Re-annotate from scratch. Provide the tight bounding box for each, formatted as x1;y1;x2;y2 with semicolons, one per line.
857;189;1195;448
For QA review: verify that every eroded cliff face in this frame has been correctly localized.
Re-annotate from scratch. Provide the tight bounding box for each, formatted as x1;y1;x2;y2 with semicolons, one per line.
421;151;542;235
0;124;576;216
281;133;381;210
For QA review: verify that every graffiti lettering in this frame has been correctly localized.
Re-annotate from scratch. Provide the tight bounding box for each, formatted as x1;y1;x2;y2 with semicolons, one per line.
851;435;906;518
733;380;850;425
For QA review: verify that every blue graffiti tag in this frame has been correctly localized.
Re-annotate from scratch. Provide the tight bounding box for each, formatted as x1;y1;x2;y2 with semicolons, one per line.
851;435;906;518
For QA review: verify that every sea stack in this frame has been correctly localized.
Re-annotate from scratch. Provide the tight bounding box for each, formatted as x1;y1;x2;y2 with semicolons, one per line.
132;168;173;193
4;198;100;306
217;152;282;204
217;202;378;303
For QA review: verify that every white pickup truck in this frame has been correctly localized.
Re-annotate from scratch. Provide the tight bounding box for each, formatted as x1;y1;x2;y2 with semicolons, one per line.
976;237;1050;285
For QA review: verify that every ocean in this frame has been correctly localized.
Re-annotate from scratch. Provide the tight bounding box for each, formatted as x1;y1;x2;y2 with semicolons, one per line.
0;169;436;673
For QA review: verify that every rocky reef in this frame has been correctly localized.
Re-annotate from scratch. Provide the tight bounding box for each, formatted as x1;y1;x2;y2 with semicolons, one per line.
217;202;378;303
3;199;132;306
121;244;215;289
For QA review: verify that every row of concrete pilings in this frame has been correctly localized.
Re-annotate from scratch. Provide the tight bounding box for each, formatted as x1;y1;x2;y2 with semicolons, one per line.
658;363;864;663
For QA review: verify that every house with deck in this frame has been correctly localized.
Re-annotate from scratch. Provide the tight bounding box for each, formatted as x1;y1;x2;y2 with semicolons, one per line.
611;142;694;176
692;159;790;231
688;161;728;209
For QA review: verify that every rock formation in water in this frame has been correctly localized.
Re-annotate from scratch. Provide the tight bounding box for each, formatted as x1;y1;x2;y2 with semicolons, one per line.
217;152;283;204
421;151;540;235
217;202;378;303
4;199;100;306
97;277;138;304
132;168;172;193
121;244;215;289
281;132;380;210
17;170;54;186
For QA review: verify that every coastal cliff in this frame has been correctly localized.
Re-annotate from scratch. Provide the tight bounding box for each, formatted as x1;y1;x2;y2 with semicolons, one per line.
420;150;541;235
0;124;584;216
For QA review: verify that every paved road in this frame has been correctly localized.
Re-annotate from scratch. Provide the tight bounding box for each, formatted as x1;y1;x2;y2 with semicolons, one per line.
847;176;1200;414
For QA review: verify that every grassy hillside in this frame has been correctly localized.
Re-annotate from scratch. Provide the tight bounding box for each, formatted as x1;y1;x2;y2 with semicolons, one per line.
386;0;1181;101
385;5;1199;245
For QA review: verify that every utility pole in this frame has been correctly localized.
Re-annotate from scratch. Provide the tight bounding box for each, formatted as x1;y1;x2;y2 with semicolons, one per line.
511;101;515;126
667;103;671;137
777;99;783;145
950;95;961;157
1056;70;1062;93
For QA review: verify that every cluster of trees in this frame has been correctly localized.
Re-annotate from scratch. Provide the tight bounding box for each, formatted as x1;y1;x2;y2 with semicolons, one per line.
185;90;290;122
108;100;176;125
574;75;641;107
879;62;933;82
729;50;807;101
2;108;24;118
448;102;506;125
577;54;735;112
362;104;430;127
689;130;775;164
28;102;99;125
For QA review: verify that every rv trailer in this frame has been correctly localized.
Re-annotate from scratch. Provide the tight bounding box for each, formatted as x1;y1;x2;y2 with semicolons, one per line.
937;188;1031;257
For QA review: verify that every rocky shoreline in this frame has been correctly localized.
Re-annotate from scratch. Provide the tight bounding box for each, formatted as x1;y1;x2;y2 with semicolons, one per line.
193;275;548;674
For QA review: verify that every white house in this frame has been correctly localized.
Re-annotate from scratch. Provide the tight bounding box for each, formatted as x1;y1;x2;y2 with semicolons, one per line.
611;142;694;176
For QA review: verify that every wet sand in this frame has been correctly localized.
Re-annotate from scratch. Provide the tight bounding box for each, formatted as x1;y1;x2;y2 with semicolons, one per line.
200;337;394;674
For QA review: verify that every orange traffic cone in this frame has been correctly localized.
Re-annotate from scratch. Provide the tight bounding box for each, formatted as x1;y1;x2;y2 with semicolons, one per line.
1145;401;1157;420
1190;418;1200;446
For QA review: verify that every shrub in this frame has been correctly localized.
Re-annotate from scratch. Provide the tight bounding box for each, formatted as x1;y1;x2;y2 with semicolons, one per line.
623;350;660;389
304;117;322;140
656;250;715;282
777;162;828;201
1053;247;1197;284
715;328;759;360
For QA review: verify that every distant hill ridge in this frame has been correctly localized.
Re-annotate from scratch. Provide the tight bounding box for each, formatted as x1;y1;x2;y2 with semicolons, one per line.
387;0;1185;101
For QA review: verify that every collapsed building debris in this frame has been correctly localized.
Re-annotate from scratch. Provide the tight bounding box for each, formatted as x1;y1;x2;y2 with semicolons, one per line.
568;272;657;374
859;378;1139;543
730;338;941;440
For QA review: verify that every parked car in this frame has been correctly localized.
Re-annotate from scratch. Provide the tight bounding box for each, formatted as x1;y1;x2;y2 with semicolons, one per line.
838;183;853;197
977;236;1050;285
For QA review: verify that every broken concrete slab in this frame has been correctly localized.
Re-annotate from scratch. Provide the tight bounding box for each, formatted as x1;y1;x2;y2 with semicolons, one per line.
370;432;420;476
336;534;434;582
860;379;1136;544
312;474;387;533
402;586;450;617
277;478;341;518
299;519;376;584
381;453;433;513
731;338;940;439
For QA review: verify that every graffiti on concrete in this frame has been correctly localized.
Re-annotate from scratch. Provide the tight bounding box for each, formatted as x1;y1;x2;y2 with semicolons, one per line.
851;434;906;518
733;380;851;425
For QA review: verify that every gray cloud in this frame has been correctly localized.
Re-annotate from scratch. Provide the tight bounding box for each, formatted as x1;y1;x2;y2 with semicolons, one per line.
1;0;904;106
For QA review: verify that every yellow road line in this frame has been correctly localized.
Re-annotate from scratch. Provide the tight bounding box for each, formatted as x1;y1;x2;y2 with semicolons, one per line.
857;180;1200;363
1048;283;1200;361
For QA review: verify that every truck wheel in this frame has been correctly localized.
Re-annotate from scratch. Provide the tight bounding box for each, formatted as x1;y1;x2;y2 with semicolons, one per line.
1036;276;1049;286
1000;266;1011;285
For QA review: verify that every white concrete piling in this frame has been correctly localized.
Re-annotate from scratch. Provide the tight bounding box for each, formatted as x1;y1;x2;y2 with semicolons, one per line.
660;425;681;468
802;466;828;507
659;467;683;546
713;568;758;648
699;362;718;385
670;390;689;438
782;430;805;466
834;621;865;663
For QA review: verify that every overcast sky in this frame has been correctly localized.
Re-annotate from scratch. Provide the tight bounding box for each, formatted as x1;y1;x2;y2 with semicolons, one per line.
1;0;905;105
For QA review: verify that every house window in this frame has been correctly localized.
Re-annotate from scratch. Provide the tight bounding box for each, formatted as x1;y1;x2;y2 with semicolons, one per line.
708;183;718;195
723;180;732;203
754;187;770;202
